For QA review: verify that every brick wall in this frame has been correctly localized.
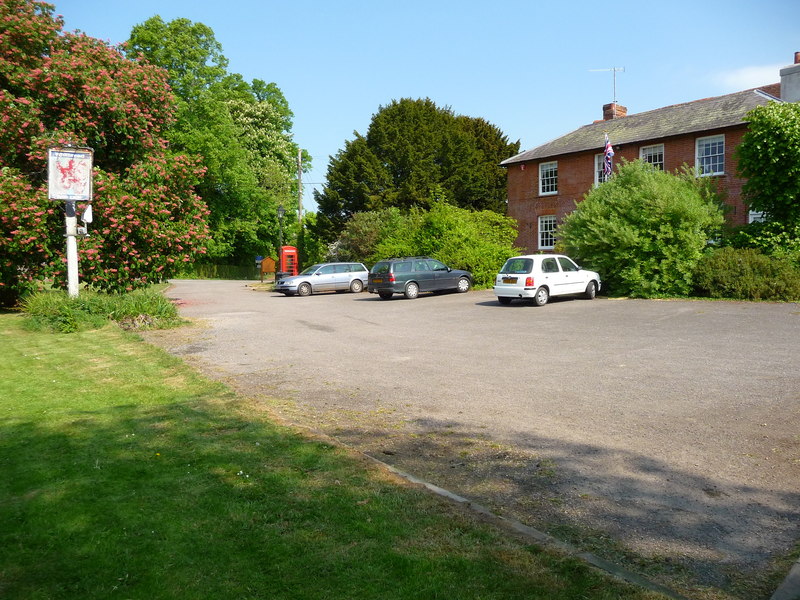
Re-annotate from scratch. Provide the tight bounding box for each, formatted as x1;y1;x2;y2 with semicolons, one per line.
506;124;751;253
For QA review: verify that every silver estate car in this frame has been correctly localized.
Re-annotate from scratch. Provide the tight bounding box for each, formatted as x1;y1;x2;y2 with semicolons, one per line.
275;262;369;296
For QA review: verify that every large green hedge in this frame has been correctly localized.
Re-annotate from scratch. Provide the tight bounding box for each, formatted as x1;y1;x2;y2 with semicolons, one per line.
558;160;725;297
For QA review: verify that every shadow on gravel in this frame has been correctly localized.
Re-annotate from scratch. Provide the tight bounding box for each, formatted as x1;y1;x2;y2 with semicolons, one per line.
325;417;800;600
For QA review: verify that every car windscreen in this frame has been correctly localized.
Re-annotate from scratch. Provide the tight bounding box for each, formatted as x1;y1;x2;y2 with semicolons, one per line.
299;265;321;275
500;258;533;274
371;262;390;274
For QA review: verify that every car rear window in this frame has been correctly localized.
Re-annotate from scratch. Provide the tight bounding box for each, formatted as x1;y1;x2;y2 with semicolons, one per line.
371;262;391;274
500;258;533;274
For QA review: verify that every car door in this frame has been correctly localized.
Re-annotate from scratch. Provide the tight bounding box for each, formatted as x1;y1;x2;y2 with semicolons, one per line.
429;259;456;291
312;264;337;292
539;256;570;296
333;264;352;290
412;259;437;292
557;256;587;294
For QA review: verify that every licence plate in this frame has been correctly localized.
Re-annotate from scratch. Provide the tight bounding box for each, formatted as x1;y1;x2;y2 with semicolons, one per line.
373;278;383;283
502;277;518;284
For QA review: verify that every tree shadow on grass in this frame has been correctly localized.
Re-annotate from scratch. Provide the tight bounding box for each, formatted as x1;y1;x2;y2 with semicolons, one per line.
0;400;665;600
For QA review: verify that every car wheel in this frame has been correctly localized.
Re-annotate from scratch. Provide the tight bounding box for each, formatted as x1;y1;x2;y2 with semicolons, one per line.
533;286;549;306
297;282;312;297
456;277;471;293
378;291;393;300
404;282;419;299
498;296;512;305
585;281;597;300
350;279;364;293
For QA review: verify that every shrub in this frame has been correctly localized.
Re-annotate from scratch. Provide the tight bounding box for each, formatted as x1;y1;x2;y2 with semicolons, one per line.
558;160;725;297
333;202;521;288
724;220;800;268
692;247;800;301
22;288;182;333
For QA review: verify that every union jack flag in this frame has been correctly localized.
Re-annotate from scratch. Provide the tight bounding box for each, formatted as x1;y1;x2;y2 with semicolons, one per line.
603;133;614;177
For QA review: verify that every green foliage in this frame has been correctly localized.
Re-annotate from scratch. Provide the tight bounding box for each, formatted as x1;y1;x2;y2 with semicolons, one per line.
331;207;410;263
736;101;800;223
0;0;209;306
22;287;182;333
126;16;228;101
333;202;520;288
314;98;519;241
77;155;210;292
295;213;327;268
314;134;395;241
126;17;306;264
693;247;800;301
723;220;800;268
558;160;725;297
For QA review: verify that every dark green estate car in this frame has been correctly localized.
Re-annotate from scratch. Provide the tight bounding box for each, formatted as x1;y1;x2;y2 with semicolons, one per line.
367;257;472;300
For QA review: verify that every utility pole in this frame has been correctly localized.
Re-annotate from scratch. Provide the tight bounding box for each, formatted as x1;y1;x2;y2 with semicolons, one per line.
297;149;303;223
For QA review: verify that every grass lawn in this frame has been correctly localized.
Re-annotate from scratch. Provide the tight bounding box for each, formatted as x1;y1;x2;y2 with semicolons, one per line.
0;313;666;599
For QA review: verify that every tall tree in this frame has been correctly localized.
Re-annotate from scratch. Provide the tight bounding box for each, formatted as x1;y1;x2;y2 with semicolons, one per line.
737;101;800;224
126;16;227;102
126;17;306;263
314;98;519;241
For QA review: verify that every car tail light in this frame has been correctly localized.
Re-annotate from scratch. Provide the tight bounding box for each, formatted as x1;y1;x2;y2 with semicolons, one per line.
525;277;534;287
388;274;395;282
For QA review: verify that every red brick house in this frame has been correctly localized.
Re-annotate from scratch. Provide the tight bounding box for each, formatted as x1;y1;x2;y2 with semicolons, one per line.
502;54;800;253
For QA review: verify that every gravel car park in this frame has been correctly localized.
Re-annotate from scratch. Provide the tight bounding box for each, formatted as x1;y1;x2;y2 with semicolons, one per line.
146;281;800;599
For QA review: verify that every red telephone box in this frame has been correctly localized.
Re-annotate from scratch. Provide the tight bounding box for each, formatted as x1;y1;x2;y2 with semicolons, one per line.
279;246;298;276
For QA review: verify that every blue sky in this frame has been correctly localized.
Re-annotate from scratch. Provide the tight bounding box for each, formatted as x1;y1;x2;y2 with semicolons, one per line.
53;0;799;212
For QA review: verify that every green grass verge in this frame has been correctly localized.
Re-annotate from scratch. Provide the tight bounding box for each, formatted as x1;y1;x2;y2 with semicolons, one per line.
20;286;183;333
0;314;666;599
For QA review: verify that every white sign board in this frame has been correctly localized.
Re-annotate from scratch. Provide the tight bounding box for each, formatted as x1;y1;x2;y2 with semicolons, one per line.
48;147;93;202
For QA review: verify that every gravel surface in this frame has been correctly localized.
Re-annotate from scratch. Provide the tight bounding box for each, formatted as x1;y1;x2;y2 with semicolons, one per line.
142;280;800;599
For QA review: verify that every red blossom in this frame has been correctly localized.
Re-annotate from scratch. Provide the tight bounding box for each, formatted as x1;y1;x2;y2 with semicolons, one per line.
0;0;209;304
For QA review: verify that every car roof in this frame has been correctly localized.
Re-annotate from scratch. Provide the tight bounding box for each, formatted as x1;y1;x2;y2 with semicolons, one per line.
506;254;567;260
379;256;432;261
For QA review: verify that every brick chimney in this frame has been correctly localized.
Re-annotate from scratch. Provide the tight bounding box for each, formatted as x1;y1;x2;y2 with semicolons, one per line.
603;102;628;120
780;52;800;102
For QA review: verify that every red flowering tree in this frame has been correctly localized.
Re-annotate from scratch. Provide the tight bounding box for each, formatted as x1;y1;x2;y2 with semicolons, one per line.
0;0;209;306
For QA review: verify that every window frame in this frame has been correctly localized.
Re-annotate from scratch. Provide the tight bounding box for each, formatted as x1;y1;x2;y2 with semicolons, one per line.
594;153;610;185
696;134;725;176
640;144;664;170
538;215;557;250
538;161;558;196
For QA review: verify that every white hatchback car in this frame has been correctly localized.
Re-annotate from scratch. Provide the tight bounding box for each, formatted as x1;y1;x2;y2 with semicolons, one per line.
493;254;601;306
